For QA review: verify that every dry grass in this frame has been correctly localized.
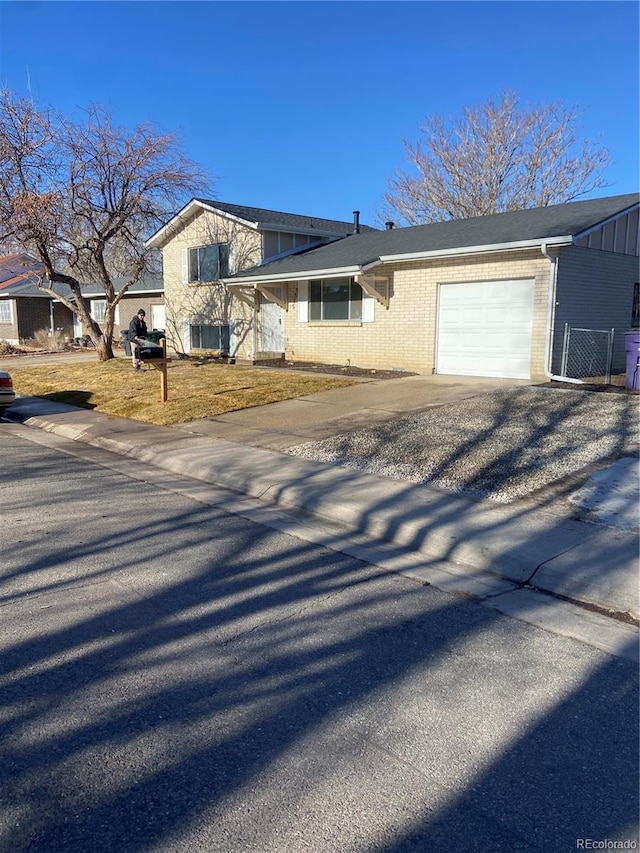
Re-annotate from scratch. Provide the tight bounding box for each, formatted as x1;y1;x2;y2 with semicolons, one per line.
9;358;355;426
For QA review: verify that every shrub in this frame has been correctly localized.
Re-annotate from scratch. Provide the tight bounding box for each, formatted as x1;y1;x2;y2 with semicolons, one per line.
28;329;69;352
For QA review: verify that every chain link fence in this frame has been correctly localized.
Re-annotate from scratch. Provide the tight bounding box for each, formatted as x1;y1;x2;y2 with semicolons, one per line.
560;325;615;384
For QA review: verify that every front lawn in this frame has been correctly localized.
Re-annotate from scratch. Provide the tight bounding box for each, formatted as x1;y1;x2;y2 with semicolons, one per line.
9;358;355;426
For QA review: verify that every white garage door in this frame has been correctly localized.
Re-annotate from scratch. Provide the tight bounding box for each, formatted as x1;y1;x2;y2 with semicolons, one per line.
436;279;535;379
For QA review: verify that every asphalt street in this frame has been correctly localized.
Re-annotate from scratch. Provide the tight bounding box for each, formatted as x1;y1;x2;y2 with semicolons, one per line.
1;424;638;853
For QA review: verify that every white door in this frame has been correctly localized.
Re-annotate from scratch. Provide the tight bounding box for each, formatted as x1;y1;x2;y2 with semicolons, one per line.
151;303;166;330
260;291;284;352
436;279;535;379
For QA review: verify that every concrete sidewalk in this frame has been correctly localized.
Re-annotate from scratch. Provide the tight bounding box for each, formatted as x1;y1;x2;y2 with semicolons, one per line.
3;374;638;657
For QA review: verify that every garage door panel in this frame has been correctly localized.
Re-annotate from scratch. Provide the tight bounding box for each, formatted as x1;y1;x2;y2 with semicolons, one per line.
436;280;534;379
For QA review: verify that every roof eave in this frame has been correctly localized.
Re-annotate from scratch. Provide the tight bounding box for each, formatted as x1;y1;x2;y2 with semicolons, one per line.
223;264;368;286
145;198;260;248
572;200;640;241
379;236;573;264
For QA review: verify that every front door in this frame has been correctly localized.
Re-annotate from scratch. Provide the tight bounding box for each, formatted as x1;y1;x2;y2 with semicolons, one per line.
151;303;166;331
260;290;284;352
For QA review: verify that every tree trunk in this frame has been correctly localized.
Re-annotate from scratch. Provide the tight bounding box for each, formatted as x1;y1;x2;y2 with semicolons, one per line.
96;333;114;361
94;306;116;361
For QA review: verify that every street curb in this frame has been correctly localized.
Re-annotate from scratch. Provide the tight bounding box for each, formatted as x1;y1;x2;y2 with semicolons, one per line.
7;401;639;622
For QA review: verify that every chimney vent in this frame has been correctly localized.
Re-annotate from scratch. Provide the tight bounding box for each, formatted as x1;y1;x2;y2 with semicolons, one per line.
353;211;360;234
385;221;395;230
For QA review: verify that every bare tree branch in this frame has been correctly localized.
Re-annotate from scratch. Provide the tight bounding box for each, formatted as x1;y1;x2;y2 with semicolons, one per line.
0;89;212;359
380;91;612;226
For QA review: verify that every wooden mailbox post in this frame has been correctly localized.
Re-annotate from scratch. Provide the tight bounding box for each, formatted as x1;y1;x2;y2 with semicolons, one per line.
139;337;171;402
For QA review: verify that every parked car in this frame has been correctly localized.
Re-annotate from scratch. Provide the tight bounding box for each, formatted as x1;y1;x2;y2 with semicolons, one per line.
0;371;15;411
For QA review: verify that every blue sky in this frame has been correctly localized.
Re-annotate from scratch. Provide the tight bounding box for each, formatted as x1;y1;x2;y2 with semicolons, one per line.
0;1;638;227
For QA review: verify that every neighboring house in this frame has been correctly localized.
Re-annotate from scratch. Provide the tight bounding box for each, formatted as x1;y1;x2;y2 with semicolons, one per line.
221;193;639;381
0;253;164;346
0;254;73;345
146;199;376;358
79;274;165;345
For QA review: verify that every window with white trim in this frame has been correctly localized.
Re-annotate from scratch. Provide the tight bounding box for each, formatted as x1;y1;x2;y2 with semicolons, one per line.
184;244;231;282
90;300;119;324
189;324;230;352
0;301;12;323
309;278;362;321
91;300;106;323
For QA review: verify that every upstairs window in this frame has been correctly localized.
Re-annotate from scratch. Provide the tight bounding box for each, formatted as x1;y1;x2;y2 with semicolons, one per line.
309;278;362;321
263;231;319;261
184;243;230;282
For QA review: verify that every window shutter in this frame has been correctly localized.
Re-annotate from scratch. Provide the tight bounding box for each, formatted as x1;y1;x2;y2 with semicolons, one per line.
182;319;191;353
181;249;189;284
298;281;309;322
362;292;375;322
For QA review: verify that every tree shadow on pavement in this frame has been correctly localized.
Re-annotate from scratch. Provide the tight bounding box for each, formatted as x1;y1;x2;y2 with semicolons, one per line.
0;407;638;852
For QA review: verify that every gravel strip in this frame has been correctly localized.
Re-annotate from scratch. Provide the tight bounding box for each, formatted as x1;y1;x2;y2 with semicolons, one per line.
288;387;639;503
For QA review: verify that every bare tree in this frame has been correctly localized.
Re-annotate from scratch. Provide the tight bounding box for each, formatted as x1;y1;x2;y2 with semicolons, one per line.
381;91;612;226
0;88;210;359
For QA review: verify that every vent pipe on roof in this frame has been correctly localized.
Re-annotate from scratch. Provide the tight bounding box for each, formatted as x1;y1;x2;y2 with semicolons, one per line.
353;211;360;234
385;221;395;230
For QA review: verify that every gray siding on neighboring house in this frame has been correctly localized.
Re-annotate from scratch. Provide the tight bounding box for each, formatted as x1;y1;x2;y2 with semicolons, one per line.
553;246;639;374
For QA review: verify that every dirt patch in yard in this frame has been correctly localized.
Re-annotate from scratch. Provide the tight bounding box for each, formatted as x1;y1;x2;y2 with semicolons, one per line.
252;359;417;380
536;375;638;395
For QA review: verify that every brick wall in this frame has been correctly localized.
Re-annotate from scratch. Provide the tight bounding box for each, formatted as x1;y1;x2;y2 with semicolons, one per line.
162;208;260;355
284;250;551;377
0;298;19;344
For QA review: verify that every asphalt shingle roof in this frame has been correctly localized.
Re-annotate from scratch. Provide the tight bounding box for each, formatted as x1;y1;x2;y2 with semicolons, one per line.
194;199;377;235
0;253;163;300
227;193;639;281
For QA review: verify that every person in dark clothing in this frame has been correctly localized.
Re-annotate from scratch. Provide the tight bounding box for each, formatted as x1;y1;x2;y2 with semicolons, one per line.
128;309;148;371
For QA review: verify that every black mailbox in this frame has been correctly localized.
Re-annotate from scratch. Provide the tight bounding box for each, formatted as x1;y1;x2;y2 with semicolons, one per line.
136;345;165;360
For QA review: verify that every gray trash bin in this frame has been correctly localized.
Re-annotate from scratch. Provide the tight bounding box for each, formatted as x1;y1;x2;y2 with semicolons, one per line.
625;332;640;390
120;330;132;356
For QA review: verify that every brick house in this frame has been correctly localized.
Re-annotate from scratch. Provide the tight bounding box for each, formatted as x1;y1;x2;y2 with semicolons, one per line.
145;199;375;358
221;194;639;381
0;254;71;345
0;253;163;347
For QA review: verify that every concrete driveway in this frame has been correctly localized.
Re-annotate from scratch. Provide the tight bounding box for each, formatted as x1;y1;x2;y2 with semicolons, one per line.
176;374;527;450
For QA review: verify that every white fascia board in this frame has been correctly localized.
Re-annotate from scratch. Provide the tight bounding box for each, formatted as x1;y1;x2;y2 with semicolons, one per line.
145;199;203;247
223;265;364;286
186;199;259;230
378;236;573;263
145;200;259;247
572;201;640;240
